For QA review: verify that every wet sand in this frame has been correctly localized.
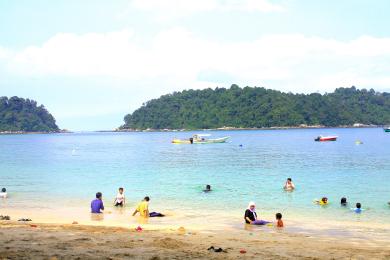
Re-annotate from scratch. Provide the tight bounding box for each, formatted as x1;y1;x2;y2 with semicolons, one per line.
1;221;390;259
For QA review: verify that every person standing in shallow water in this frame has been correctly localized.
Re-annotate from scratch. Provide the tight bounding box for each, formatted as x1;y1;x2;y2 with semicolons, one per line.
283;178;295;191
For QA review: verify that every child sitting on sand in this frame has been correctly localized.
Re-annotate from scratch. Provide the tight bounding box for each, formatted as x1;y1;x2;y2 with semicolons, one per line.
132;196;150;217
0;188;7;198
276;213;283;227
314;197;328;205
91;192;104;213
114;187;125;207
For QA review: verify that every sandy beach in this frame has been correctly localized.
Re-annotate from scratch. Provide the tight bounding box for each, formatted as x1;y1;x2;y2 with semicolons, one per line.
1;220;390;259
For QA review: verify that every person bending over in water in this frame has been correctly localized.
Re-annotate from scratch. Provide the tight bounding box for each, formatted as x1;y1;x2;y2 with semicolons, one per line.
0;188;7;198
276;213;284;227
114;187;125;207
283;178;295;191
203;185;211;192
133;196;150;217
352;202;364;213
340;197;348;206
314;197;328;205
91;192;104;213
244;202;270;225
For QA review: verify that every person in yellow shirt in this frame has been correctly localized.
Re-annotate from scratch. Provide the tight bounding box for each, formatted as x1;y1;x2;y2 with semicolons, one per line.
132;196;150;217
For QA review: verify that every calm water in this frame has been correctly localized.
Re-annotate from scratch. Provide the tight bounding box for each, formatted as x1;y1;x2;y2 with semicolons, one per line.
1;128;390;228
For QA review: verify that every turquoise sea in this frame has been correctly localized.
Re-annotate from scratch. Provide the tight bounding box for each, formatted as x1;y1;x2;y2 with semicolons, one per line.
1;128;390;235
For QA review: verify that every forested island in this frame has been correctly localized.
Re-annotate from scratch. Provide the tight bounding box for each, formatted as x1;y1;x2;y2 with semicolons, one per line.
121;85;390;130
0;96;59;133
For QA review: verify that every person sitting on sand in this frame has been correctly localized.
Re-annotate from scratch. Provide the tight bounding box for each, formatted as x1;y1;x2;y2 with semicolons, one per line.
352;202;364;213
244;202;271;225
0;188;7;198
283;178;295;191
114;187;125;207
276;213;283;227
132;196;150;217
203;185;211;192
340;197;347;206
314;197;328;205
91;192;104;213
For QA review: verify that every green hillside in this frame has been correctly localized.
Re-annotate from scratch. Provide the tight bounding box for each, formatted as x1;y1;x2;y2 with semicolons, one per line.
122;85;390;130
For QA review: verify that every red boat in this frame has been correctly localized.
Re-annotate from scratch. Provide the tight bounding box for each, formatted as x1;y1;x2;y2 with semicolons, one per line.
314;135;338;142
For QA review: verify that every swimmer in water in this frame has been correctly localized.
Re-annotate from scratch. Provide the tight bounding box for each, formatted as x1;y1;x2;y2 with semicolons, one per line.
203;184;211;192
352;202;364;213
314;197;328;205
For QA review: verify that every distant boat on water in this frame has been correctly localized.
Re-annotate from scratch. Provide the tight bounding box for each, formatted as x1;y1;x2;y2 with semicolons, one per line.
314;135;338;142
384;127;390;132
172;134;230;144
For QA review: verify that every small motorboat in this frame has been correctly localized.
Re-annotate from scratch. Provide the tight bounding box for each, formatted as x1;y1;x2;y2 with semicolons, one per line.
314;135;338;142
172;134;230;144
384;127;390;132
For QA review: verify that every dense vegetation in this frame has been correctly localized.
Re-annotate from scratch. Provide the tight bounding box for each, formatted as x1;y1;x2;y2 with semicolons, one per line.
0;96;59;132
122;85;390;130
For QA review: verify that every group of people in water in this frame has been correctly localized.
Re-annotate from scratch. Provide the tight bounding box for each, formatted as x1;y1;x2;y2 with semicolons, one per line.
315;196;365;213
86;178;390;228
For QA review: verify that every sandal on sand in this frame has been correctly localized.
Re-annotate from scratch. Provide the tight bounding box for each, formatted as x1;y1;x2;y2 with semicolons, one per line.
18;218;32;222
207;246;226;253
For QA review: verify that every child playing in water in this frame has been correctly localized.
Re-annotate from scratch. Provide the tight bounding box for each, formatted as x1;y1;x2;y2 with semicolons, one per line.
132;196;150;217
352;202;364;213
0;188;7;198
276;213;283;227
314;197;328;205
114;187;125;207
91;192;104;213
340;197;347;206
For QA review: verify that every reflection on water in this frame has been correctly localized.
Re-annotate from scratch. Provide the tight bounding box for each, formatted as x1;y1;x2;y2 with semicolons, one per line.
90;213;104;221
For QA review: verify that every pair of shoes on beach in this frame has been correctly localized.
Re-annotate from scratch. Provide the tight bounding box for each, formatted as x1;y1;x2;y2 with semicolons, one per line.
207;246;227;253
18;218;32;221
0;215;10;220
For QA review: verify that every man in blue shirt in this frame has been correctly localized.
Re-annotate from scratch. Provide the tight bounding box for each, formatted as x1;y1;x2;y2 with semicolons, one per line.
91;192;104;213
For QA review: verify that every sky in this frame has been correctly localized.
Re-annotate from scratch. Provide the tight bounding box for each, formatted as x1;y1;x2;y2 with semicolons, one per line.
0;0;390;131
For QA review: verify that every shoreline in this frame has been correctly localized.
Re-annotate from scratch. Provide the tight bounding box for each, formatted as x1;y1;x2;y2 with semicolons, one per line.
109;124;381;133
1;221;390;259
0;130;72;135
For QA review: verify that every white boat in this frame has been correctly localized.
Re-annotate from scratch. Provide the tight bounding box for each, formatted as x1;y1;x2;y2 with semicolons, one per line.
172;134;230;144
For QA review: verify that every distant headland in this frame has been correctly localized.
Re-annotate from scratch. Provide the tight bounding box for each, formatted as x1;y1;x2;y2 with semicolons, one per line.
0;96;63;134
119;85;390;131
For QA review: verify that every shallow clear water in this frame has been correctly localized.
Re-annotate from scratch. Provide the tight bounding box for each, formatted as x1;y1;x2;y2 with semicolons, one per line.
1;128;390;229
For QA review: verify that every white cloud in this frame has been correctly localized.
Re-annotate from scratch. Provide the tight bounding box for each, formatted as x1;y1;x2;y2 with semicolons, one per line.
2;29;390;93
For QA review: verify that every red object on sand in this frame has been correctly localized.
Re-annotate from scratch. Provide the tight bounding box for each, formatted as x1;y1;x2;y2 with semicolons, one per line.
136;226;143;232
240;249;247;254
30;224;37;228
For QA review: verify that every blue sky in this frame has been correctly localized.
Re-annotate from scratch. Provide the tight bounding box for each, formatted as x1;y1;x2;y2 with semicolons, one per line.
1;0;390;130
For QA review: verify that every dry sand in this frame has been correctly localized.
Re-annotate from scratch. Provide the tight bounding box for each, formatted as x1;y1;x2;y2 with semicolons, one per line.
1;221;390;259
